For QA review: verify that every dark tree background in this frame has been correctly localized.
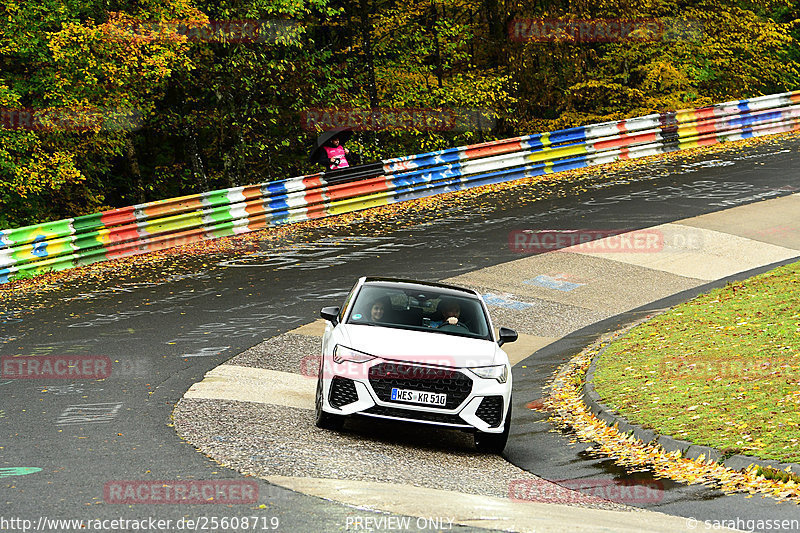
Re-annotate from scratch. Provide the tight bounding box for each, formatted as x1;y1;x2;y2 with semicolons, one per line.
1;0;798;227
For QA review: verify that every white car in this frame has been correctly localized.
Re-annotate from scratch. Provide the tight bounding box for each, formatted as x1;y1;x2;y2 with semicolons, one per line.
315;277;518;453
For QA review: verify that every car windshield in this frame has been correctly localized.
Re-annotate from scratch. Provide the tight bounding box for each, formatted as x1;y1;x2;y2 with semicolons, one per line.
346;284;491;340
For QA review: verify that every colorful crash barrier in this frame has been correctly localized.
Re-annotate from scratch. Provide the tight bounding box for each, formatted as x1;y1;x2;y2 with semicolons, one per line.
2;90;800;284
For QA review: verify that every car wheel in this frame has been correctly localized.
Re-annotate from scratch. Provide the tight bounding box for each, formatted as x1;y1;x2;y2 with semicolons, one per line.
314;360;344;431
474;398;511;454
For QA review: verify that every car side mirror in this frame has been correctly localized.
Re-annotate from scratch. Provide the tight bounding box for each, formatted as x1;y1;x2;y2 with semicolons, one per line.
321;306;341;325
498;327;518;347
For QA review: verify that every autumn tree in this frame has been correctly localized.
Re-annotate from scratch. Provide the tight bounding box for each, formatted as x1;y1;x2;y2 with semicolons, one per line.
506;0;800;131
1;0;797;228
0;0;205;225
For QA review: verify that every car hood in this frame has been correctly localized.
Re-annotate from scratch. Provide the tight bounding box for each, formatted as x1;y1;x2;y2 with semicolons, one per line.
337;324;501;367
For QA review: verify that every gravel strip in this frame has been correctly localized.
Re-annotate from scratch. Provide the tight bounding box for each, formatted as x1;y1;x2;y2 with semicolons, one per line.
444;281;608;338
174;397;636;512
226;333;319;374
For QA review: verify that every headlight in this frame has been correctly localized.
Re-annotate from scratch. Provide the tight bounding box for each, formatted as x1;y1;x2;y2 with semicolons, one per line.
469;365;508;383
333;345;375;364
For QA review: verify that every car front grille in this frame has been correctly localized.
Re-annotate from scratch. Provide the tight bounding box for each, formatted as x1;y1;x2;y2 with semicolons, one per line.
368;362;473;410
360;405;469;426
329;376;359;408
475;396;504;428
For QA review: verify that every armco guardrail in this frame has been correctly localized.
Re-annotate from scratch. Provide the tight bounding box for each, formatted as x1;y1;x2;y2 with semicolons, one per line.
2;90;799;284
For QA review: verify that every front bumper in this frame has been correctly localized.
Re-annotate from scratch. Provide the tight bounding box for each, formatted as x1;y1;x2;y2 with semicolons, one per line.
321;358;511;433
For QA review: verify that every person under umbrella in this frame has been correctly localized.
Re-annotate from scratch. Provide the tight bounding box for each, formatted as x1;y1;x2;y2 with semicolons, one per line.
309;127;359;170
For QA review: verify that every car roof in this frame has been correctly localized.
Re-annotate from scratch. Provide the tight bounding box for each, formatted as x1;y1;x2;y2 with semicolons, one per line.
361;277;482;300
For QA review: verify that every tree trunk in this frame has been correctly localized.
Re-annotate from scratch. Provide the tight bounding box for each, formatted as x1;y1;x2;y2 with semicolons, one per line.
483;0;503;67
186;131;209;192
360;0;379;110
435;4;443;89
125;136;145;203
359;0;379;154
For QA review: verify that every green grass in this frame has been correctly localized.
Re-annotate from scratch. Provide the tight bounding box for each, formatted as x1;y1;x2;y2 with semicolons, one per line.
594;260;800;463
10;269;39;281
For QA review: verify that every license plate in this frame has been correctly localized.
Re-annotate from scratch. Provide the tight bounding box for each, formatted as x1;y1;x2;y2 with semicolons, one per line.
390;388;446;406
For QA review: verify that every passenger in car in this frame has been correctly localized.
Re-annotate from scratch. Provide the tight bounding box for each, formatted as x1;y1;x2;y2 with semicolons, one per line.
370;297;391;322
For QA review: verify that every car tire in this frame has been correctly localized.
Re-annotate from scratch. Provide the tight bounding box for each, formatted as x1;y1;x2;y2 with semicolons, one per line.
314;361;344;431
474;398;511;454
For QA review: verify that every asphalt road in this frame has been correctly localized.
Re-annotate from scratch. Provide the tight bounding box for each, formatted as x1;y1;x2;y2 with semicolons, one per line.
1;135;799;532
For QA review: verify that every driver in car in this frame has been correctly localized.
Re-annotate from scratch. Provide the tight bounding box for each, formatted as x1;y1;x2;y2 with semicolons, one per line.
441;301;461;326
431;299;468;331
